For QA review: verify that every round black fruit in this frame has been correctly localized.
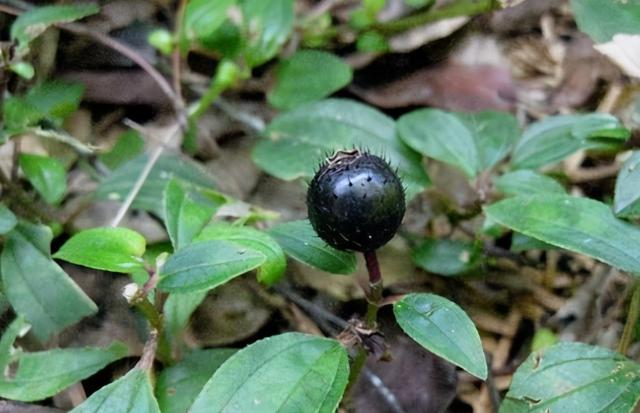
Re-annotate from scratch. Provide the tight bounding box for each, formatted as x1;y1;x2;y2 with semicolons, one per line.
307;149;406;252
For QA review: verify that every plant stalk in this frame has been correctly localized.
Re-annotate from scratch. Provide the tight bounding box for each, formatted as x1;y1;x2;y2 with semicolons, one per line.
618;279;640;356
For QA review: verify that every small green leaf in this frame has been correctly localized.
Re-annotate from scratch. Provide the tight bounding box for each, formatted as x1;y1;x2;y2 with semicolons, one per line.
412;239;480;276
510;233;555;252
70;368;160;413
484;194;640;274
252;98;429;198
148;29;174;55
241;0;294;67
156;349;236;413
54;227;146;273
163;290;208;344
3;96;45;134
195;222;286;285
98;130;145;170
398;108;480;177
158;240;266;293
511;113;629;170
19;154;67;204
571;0;640;43
95;153;219;218
0;316;30;372
190;333;349;413
9;62;35;79
26;81;85;122
394;293;487;380
499;342;640;412
11;4;99;51
0;204;17;235
268;50;352;110
181;0;235;52
1;222;97;342
614;151;640;218
494;170;565;197
268;220;356;274
356;30;389;52
164;179;217;251
0;342;128;402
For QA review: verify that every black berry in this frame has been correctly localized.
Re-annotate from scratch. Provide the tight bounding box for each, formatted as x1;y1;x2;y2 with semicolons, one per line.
307;149;405;252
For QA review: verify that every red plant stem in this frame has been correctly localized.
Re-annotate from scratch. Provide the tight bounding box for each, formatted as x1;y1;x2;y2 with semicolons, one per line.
364;250;382;285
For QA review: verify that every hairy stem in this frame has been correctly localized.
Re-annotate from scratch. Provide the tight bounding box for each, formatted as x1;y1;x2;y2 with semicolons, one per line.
618;279;640;356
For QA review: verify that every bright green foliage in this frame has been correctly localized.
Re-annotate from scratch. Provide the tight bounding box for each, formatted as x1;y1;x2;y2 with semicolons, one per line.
19;154;67;204
190;333;349;413
494;170;565;197
156;349;236;413
394;293;487;380
195;222;286;285
54;227;146;273
158;239;266;293
0;342;128;402
180;0;235;52
614;151;640;218
511;113;629;170
241;0;294;67
0;204;17;235
268;50;353;110
412;239;481;276
268;220;356;274
485;194;640;274
71;368;160;413
500;342;640;412
1;222;97;342
99;130;145;170
253;98;429;198
571;0;640;43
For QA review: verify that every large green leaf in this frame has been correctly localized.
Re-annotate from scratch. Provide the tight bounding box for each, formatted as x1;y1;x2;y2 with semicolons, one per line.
95;153;220;218
394;293;487;380
190;333;349;413
181;0;236;52
158;240;266;293
494;170;565;197
195;222;286;285
571;0;640;43
511;113;629;170
164;179;217;251
0;204;17;235
19;154;67;204
499;342;640;412
253;98;429;198
484;194;640;274
268;50;353;110
241;0;294;67
268;220;356;274
614;151;640;218
1;222;97;341
0;342;128;402
54;227;146;273
11;4;99;51
412;239;481;276
70;368;160;413
398;109;481;177
156;349;236;413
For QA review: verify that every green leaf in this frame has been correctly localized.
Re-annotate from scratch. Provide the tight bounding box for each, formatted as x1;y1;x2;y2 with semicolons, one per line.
195;222;286;285
54;227;146;273
26;81;85;122
163;290;208;344
571;0;640;43
412;239;481;276
0;204;17;235
98;130;145;170
3;96;45;134
1;222;97;342
394;293;487;380
510;233;555;252
397;108;480;177
614;151;640;218
252;98;429;198
181;0;236;52
511;113;629;170
268;50;353;110
0;316;30;372
0;342;128;402
70;368;160;413
494;170;565;197
156;349;236;413
158;240;266;293
455;111;520;171
484;194;640;274
95;153;219;218
268;220;356;274
190;332;349;413
241;0;294;67
11;4;99;51
499;342;640;413
19;154;67;204
164;179;217;251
